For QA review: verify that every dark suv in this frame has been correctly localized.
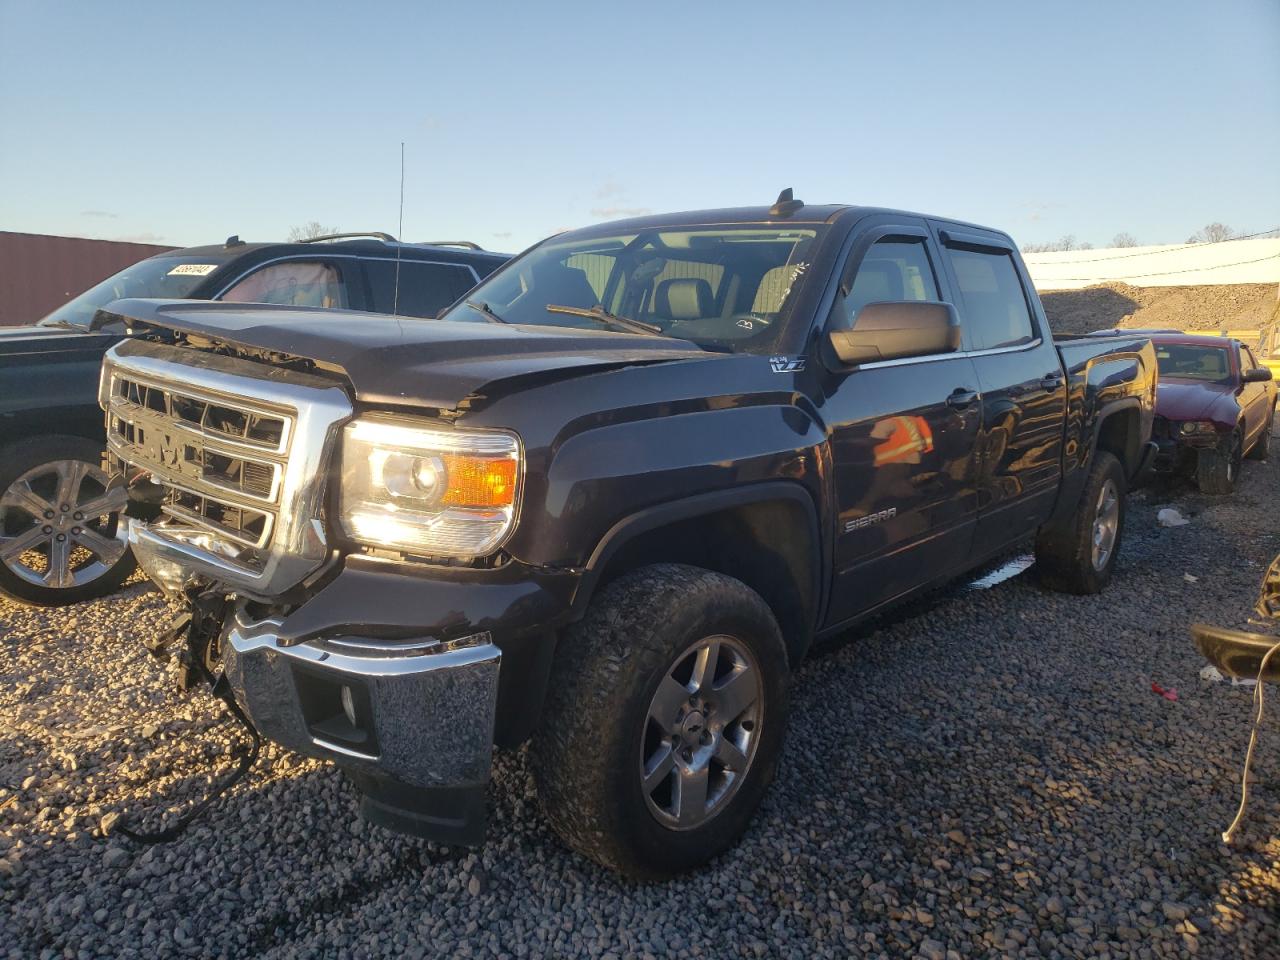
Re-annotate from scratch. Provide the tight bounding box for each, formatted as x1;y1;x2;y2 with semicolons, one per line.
0;233;508;605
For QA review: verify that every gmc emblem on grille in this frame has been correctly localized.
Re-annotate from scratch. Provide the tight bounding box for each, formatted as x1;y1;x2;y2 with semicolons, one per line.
161;435;180;467
147;433;200;478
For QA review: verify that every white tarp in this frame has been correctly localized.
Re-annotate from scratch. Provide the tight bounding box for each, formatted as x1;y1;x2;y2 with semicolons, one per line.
1024;237;1280;290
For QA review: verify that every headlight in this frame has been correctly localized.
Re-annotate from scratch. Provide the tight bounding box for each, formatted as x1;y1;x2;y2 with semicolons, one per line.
1179;420;1216;436
340;414;521;558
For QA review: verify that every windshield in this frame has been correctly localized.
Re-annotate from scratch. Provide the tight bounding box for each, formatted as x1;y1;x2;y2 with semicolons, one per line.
440;225;825;353
38;256;223;329
1155;343;1232;383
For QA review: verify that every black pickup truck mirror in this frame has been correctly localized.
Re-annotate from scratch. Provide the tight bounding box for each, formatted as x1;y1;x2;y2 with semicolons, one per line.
1242;367;1274;383
827;301;961;367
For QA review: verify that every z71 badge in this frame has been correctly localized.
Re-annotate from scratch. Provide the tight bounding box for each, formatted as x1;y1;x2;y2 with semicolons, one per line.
769;356;806;374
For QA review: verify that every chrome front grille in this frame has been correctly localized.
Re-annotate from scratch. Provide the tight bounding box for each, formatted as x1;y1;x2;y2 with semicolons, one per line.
107;373;290;557
100;338;352;597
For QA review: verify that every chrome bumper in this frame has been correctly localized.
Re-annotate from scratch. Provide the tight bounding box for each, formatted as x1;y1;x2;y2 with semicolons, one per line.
221;607;501;843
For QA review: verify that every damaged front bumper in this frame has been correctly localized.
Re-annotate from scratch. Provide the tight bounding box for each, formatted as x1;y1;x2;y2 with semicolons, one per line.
221;606;502;845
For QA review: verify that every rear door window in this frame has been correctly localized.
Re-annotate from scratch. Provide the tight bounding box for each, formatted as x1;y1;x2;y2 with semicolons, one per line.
943;247;1035;350
364;260;479;318
221;260;349;308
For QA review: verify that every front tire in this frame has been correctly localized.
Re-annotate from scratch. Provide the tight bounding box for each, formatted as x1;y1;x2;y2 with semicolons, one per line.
531;564;790;879
0;436;135;606
1197;430;1242;494
1035;450;1126;595
1246;409;1273;460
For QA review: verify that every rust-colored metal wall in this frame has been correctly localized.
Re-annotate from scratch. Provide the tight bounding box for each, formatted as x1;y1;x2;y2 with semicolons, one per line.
0;231;176;326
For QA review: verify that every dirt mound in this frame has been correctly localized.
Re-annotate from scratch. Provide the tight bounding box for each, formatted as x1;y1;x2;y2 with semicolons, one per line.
1040;281;1279;335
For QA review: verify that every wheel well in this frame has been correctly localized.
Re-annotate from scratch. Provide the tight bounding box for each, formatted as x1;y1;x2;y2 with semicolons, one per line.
1096;406;1141;478
591;500;817;664
0;409;105;450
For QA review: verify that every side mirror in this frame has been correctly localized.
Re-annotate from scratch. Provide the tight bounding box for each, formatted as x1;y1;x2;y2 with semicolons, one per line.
827;301;961;367
1242;367;1274;383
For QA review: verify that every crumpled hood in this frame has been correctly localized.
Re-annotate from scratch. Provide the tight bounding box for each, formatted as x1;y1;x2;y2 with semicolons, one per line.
102;299;710;409
1156;378;1236;423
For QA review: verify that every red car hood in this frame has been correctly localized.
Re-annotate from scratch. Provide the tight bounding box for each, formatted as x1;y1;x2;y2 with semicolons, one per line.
1156;378;1235;423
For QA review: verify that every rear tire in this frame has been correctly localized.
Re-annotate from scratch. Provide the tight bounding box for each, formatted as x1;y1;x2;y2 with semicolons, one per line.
1035;450;1126;595
0;436;135;606
1197;430;1242;494
531;564;790;879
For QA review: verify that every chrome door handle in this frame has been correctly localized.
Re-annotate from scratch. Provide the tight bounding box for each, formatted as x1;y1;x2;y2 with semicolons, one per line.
946;388;979;409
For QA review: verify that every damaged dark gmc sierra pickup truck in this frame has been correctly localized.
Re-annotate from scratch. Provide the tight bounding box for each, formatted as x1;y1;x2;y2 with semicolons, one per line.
99;194;1157;878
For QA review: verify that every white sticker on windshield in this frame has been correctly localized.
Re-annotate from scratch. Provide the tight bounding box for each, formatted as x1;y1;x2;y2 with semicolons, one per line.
166;263;218;276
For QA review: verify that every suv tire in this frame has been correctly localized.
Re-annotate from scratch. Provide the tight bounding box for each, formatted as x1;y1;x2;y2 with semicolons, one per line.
1034;450;1126;595
531;563;790;879
0;436;135;606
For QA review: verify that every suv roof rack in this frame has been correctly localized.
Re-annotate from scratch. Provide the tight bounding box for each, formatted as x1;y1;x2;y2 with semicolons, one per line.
416;240;485;250
298;232;396;244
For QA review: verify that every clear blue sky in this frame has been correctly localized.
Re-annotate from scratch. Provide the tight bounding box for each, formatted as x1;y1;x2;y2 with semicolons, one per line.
1;0;1277;252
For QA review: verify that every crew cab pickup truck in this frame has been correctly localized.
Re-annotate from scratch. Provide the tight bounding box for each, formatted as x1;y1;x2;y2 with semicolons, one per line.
99;194;1157;878
0;234;507;605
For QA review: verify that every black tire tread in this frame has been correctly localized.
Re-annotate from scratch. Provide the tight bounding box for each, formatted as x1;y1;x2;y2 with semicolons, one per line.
1034;450;1126;595
1196;431;1241;495
530;563;788;879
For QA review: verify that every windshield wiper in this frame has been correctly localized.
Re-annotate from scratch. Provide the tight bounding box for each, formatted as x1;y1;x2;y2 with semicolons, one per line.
465;299;509;324
544;304;663;336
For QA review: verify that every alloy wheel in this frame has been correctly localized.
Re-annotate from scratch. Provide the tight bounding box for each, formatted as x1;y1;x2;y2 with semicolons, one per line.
640;634;763;830
0;459;127;589
1090;478;1120;571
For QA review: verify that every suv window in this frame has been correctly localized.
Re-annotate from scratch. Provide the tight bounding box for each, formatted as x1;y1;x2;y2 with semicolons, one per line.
944;247;1034;350
1243;345;1260;371
365;260;477;318
834;238;938;331
223;260;348;308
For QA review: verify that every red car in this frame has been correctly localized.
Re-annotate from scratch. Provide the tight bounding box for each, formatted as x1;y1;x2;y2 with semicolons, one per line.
1149;333;1277;493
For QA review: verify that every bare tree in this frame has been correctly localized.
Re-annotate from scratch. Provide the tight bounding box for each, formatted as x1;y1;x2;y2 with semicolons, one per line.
1110;232;1139;248
1185;223;1235;244
1021;235;1094;254
287;221;340;242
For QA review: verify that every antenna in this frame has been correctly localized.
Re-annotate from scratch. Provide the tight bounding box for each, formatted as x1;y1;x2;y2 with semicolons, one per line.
769;187;804;217
393;141;405;316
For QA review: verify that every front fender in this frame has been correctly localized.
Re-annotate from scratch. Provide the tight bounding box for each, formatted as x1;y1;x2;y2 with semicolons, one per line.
571;479;824;617
503;402;828;570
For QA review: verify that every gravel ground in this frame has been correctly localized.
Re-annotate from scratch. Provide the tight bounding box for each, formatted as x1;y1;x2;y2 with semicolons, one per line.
3;461;1278;959
1041;281;1280;335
